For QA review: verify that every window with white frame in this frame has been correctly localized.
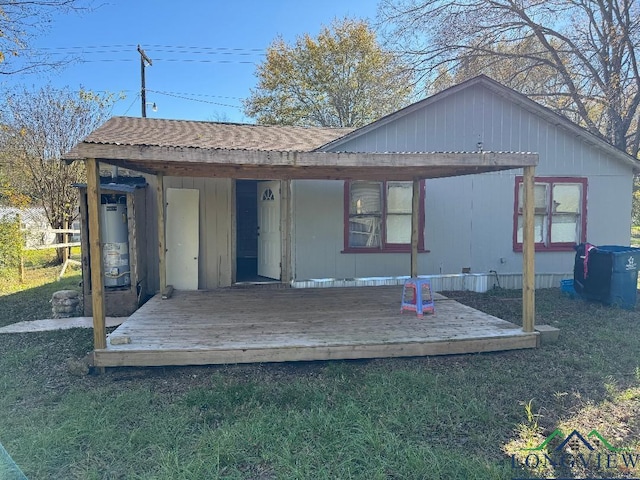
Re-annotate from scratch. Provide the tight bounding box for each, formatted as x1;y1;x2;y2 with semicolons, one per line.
513;176;587;251
345;180;425;252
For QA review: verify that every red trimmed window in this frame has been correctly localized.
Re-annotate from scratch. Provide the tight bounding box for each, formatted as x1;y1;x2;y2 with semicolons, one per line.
343;180;425;253
513;176;587;252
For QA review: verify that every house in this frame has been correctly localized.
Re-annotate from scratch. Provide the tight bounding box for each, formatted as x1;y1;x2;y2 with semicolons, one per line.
309;75;639;288
64;75;637;367
0;207;57;248
83;75;635;293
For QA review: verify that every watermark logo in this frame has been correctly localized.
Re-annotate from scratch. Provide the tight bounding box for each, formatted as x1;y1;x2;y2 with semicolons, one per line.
511;428;639;478
626;256;637;271
523;428;625;453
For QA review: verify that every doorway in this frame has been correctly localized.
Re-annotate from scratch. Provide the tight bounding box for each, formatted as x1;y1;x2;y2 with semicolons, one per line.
235;180;281;282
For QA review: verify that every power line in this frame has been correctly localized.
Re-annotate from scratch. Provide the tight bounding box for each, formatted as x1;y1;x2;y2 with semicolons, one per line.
147;89;243;109
75;58;258;64
122;93;140;116
147;90;243;100
39;44;265;53
33;44;266;66
154;59;257;64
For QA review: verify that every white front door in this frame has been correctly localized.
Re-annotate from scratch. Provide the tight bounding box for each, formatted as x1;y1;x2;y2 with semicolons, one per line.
165;188;199;290
257;180;281;280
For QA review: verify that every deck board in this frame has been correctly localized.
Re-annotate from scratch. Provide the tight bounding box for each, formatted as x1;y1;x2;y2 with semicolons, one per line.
95;286;538;367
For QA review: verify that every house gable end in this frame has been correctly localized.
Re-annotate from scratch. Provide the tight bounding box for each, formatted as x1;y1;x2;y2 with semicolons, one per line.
319;76;638;174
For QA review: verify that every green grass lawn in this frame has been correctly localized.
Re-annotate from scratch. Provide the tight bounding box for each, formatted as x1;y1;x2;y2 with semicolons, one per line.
1;276;640;479
0;251;82;327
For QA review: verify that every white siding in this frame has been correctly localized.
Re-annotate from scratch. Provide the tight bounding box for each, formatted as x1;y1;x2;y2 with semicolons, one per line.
292;83;634;280
157;176;233;288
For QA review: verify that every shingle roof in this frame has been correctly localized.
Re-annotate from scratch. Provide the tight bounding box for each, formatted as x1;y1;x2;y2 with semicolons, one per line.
83;116;354;152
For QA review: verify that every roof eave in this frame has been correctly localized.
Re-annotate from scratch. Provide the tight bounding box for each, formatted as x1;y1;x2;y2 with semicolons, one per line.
64;142;538;181
319;75;640;172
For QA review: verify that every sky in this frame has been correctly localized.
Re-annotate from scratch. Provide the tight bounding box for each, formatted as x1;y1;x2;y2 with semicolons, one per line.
0;0;380;123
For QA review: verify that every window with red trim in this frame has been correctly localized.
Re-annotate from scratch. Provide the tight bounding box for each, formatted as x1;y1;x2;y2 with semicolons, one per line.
513;176;587;252
343;180;425;252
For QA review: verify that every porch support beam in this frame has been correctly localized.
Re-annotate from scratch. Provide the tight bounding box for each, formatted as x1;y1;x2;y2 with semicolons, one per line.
522;165;536;332
280;179;292;284
411;178;420;278
156;173;167;292
69;146;539;170
85;158;106;351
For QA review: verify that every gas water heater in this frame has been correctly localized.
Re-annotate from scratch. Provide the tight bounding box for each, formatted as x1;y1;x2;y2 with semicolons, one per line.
101;195;131;287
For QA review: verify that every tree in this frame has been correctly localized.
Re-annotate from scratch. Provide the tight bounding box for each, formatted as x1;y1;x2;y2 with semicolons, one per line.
0;0;90;74
0;85;118;261
378;0;640;157
244;18;414;127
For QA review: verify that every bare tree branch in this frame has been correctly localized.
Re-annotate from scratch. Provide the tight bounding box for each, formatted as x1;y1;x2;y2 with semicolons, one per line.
0;0;92;74
0;85;118;261
379;0;640;156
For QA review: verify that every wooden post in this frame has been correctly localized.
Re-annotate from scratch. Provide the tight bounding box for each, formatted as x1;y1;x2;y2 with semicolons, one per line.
157;173;167;292
280;179;292;284
62;219;69;264
410;178;420;278
18;254;24;283
17;213;24;283
85;158;107;351
522;166;536;333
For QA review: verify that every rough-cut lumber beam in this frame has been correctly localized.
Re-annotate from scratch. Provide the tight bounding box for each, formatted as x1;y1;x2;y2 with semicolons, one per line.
68;143;537;169
85;158;106;351
280;180;292;284
522;165;536;333
411;178;420;278
92;158;534;181
156;173;167;293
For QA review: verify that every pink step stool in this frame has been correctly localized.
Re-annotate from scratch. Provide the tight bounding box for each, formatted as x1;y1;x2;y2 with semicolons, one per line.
401;278;435;316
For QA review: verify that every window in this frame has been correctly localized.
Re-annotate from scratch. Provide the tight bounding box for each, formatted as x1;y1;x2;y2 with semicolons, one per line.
513;176;587;252
344;180;425;252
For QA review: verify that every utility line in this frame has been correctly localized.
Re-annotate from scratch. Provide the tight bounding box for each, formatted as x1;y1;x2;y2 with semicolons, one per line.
39;44;265;53
147;89;243;109
76;58;258;64
122;93;140;116
147;90;242;100
42;49;263;56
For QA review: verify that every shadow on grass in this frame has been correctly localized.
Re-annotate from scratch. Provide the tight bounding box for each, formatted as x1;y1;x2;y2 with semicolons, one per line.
0;274;82;328
0;287;639;479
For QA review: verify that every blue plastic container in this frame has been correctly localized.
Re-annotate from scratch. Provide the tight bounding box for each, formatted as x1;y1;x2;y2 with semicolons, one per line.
560;279;576;297
574;244;640;309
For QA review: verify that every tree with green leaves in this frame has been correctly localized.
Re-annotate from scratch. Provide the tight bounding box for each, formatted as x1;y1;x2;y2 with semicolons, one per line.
0;85;118;261
244;18;414;127
378;0;640;157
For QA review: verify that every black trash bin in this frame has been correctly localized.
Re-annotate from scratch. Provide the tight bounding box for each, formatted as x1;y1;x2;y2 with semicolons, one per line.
574;244;640;309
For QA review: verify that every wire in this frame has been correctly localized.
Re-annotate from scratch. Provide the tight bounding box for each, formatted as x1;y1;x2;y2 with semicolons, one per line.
40;44;264;50
33;44;266;65
147;90;242;100
147;90;242;109
75;58;258;64
122;93;140;116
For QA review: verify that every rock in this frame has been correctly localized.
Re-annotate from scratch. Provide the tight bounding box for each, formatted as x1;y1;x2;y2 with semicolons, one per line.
66;358;90;376
109;336;131;345
52;290;81;318
52;290;80;300
59;298;80;307
53;306;77;314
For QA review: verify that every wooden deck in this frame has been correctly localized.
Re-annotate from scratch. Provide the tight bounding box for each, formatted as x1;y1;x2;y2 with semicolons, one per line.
95;286;539;367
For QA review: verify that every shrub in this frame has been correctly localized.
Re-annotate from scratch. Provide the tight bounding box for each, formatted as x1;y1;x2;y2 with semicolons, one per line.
0;214;23;275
